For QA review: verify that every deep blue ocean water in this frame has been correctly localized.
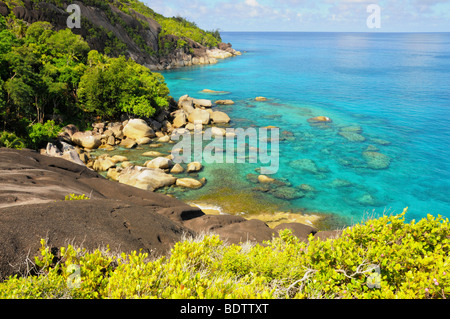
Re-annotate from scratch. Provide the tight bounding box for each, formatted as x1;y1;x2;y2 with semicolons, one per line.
157;32;450;227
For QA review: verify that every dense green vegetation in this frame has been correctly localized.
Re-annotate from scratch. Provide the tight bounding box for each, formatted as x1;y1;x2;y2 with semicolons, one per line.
0;0;226;150
78;51;169;119
1;210;448;299
0;16;171;149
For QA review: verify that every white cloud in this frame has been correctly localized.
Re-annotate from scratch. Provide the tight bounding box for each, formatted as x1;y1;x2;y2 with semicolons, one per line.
245;0;260;7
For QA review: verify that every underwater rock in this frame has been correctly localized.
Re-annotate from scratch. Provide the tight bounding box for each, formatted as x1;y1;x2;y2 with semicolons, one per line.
330;179;353;188
298;184;317;192
357;193;377;206
269;186;305;200
262;114;282;119
246;173;259;183
255;96;268;101
365;145;380;152
339;125;362;133
142;151;166;157
297;184;317;198
362;151;391;170
371;138;391;146
289;158;320;174
338;130;366;142
337;157;367;169
252;185;271;192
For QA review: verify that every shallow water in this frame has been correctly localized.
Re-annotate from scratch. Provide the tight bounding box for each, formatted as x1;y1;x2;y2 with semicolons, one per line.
99;32;450;229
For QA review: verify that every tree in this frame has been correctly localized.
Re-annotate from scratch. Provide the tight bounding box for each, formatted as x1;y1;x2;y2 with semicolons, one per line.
2;22;91;125
0;26;18;81
78;53;170;120
4;44;47;123
0;78;6;129
45;28;90;64
27;120;62;149
3;77;34;120
24;21;53;45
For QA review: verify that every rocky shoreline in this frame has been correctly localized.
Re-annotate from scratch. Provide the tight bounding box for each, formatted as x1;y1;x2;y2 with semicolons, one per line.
0;94;345;280
152;42;242;70
41;93;337;222
0;147;341;281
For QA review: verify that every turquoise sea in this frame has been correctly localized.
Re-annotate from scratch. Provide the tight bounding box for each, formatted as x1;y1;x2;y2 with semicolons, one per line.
156;32;450;228
95;32;449;229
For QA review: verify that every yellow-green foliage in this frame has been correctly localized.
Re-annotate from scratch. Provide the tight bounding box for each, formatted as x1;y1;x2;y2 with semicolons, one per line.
0;210;449;299
64;194;90;201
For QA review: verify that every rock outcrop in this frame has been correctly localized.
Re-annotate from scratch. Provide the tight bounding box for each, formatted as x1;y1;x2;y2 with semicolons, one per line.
0;145;340;280
0;0;241;71
0;148;340;276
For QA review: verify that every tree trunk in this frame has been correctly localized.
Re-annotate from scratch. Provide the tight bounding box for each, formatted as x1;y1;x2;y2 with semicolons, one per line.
35;96;43;124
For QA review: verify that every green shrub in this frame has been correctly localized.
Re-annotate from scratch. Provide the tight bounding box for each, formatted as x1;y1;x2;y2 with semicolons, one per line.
27;120;62;149
78;53;170;120
0;209;448;299
0;131;26;149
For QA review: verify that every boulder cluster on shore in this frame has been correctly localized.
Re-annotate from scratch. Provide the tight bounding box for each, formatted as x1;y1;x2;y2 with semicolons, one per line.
0;147;341;280
43;94;239;192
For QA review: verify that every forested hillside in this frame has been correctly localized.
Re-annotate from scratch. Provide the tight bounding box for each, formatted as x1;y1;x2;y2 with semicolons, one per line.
0;0;222;67
0;15;172;149
0;0;230;149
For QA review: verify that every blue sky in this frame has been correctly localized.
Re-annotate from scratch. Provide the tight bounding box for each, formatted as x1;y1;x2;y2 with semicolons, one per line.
145;0;450;32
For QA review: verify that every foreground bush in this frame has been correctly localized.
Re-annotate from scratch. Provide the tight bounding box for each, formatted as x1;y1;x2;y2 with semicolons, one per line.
0;209;448;299
27;120;62;149
0;131;26;149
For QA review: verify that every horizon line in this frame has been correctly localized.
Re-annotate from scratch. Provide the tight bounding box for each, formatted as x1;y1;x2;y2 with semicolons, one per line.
220;30;450;33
